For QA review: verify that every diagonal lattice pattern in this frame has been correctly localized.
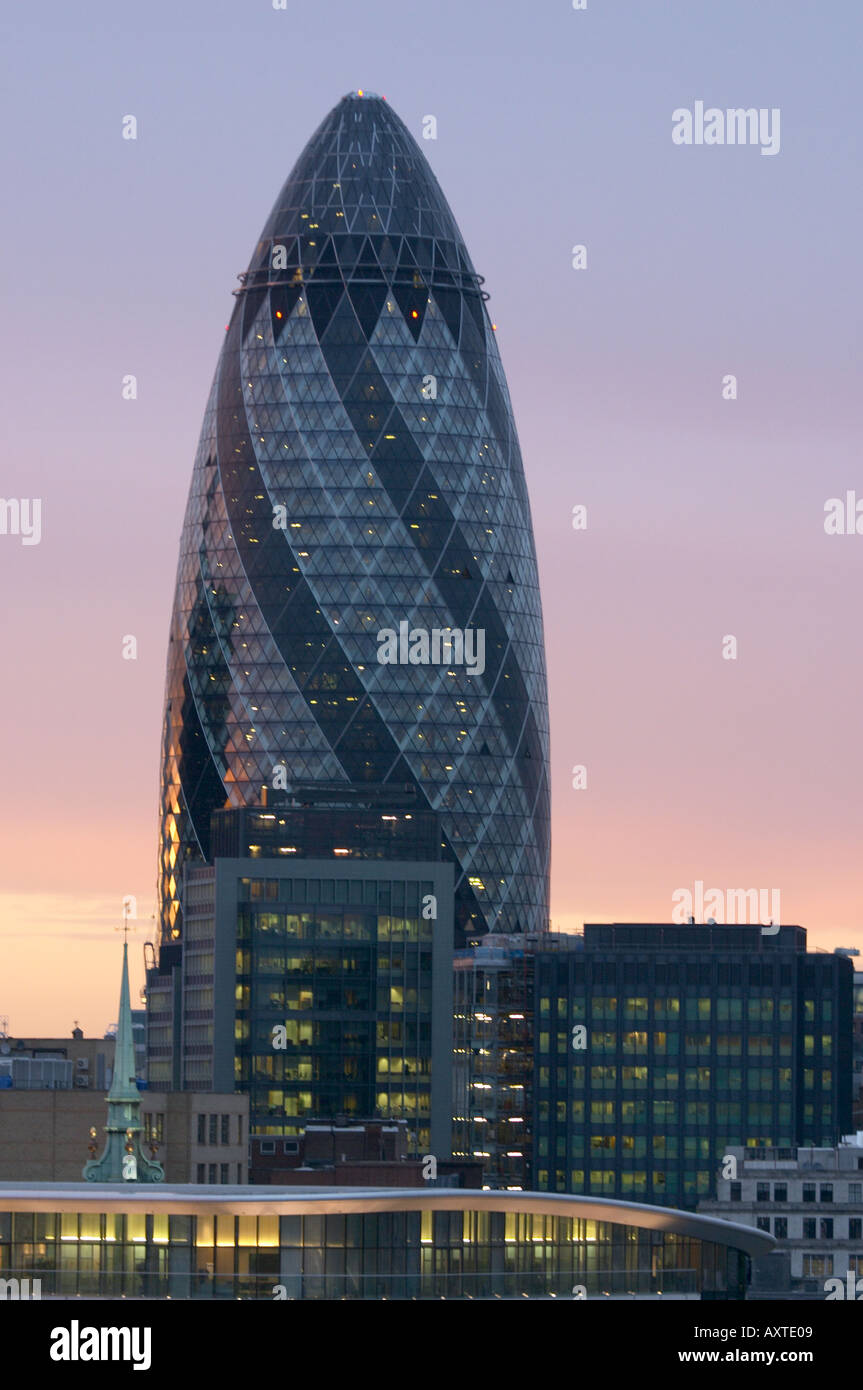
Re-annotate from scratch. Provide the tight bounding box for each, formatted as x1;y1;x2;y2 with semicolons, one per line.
159;92;550;947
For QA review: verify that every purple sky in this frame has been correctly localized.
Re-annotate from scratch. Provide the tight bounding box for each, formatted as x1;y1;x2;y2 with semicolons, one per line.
1;0;861;1032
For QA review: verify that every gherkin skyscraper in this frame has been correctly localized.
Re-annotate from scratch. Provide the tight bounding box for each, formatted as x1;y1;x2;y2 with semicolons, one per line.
158;91;549;948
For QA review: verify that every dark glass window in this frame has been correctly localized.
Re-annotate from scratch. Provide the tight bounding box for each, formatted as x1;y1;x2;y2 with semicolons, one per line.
773;1183;787;1203
774;1218;787;1239
820;1184;833;1203
802;1183;816;1203
803;1218;816;1238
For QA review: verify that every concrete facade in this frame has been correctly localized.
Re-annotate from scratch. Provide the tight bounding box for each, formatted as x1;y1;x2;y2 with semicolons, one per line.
699;1137;863;1296
0;1091;248;1184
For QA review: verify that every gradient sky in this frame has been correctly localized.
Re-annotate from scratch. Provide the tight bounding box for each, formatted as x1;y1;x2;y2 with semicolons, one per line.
1;0;861;1033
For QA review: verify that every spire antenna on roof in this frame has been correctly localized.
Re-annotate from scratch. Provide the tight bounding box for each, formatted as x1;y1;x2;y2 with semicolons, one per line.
82;928;164;1184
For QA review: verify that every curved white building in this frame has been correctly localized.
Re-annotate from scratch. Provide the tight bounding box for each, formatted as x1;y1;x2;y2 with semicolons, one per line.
0;1183;773;1299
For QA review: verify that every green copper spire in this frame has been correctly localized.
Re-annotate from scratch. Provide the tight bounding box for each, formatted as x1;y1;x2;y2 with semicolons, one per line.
83;942;164;1183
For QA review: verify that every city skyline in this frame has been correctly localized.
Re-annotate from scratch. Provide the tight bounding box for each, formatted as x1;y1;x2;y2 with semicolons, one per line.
2;0;862;1032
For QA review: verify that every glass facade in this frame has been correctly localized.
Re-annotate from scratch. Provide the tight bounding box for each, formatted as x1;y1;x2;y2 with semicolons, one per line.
235;874;437;1149
453;942;537;1188
0;1200;753;1299
147;860;453;1154
210;802;440;862
534;926;853;1209
158;90;550;949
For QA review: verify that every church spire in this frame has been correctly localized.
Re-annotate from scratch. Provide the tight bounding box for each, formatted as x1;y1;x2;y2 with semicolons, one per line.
83;941;164;1183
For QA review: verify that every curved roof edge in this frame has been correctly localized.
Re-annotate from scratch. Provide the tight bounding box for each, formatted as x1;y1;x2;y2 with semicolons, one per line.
0;1184;775;1258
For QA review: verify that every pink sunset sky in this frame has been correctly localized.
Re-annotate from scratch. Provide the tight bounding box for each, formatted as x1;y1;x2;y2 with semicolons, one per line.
1;0;861;1033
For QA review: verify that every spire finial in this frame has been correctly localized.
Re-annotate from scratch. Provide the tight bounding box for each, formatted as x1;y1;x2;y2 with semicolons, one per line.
119;896;135;944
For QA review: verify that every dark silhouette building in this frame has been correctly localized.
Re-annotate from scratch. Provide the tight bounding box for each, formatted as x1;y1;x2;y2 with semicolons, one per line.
533;923;853;1209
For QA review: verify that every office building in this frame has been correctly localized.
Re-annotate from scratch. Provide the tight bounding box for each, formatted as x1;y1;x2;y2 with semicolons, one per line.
249;1118;481;1187
0;1091;247;1186
157;90;550;951
147;796;454;1157
533;923;853;1208
699;1135;863;1297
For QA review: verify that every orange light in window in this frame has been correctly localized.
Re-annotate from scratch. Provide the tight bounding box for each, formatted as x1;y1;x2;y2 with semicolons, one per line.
411;310;419;319
275;310;283;318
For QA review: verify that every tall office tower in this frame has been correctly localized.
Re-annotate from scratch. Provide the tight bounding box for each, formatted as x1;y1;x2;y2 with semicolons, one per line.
157;91;550;952
146;791;454;1157
533;924;853;1209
